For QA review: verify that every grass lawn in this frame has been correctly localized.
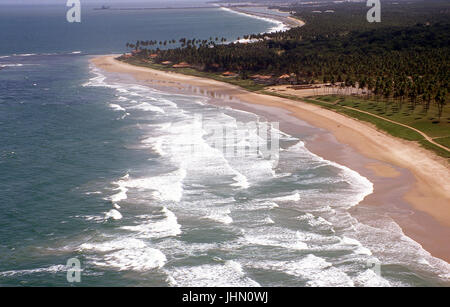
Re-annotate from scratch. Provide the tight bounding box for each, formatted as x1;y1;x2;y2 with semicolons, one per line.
120;58;449;159
434;136;450;148
316;95;450;139
313;95;450;158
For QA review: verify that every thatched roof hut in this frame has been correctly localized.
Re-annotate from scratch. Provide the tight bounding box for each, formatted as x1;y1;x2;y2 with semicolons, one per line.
278;74;291;79
173;62;191;68
250;74;273;80
222;71;238;77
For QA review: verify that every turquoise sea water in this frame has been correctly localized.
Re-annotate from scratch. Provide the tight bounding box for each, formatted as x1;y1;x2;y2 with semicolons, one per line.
0;3;449;287
0;3;279;55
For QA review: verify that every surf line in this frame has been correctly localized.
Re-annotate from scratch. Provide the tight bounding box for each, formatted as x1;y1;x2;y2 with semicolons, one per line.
65;1;380;24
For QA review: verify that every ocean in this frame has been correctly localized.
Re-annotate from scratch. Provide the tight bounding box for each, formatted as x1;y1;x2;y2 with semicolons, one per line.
0;3;449;286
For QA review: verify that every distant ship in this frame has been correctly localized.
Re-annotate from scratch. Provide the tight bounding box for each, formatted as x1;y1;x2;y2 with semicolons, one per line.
94;5;110;10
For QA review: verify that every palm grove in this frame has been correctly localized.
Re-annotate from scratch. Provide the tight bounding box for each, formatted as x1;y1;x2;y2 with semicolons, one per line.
122;0;449;121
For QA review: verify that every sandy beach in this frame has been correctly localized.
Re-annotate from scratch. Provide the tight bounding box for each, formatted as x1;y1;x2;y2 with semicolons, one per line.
222;6;305;29
91;55;450;263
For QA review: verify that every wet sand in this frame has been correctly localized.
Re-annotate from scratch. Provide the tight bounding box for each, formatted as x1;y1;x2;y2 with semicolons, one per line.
91;55;450;263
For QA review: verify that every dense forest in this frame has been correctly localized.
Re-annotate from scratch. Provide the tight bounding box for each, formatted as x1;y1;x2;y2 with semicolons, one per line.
122;0;449;119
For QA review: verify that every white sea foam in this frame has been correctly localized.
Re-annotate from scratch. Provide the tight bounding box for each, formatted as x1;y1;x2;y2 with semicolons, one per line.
233;200;279;211
203;208;233;225
72;214;104;223
167;260;260;287
144;113;257;191
0;265;67;277
339;237;372;256
12;53;37;57
130;102;165;114
0;52;81;60
80;238;167;271
109;175;129;203
76;61;450;286
155;97;179;108
142;137;166;155
82;67;109;87
273;172;292;178
353;269;391;287
0;63;24;68
349;215;450;283
85;191;102;195
297;213;334;232
264;217;275;225
286;141;374;208
273;192;300;202
80;237;142;252
220;7;287;34
109;103;126;112
231;172;250;189
200;113;278;189
140;170;185;202
109;169;186;203
248;254;355;287
244;227;309;250
121;207;182;238
105;209;123;220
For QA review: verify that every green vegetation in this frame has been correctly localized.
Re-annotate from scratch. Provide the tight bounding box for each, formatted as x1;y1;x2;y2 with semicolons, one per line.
120;0;449;158
315;95;450;139
419;141;450;159
123;57;266;92
291;95;449;158
313;95;450;156
434;136;450;148
277;0;450;39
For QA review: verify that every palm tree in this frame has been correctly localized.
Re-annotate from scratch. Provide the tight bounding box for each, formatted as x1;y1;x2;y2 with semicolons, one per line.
435;88;447;122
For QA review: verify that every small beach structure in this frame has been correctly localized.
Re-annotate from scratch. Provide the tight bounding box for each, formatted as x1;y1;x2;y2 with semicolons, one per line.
250;74;273;80
222;71;238;78
250;74;274;84
277;74;293;84
278;74;291;80
172;62;191;68
289;84;321;90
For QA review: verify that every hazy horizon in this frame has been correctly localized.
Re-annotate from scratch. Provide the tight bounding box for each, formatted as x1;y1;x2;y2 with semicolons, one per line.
0;0;210;5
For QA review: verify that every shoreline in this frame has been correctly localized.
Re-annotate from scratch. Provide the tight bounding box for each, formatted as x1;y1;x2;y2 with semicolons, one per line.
219;6;305;32
91;55;450;263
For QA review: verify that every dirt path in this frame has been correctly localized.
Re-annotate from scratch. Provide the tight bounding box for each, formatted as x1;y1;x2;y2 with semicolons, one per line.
309;98;450;153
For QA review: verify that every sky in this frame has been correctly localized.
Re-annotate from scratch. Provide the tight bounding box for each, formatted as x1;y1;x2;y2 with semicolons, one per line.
0;0;207;4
